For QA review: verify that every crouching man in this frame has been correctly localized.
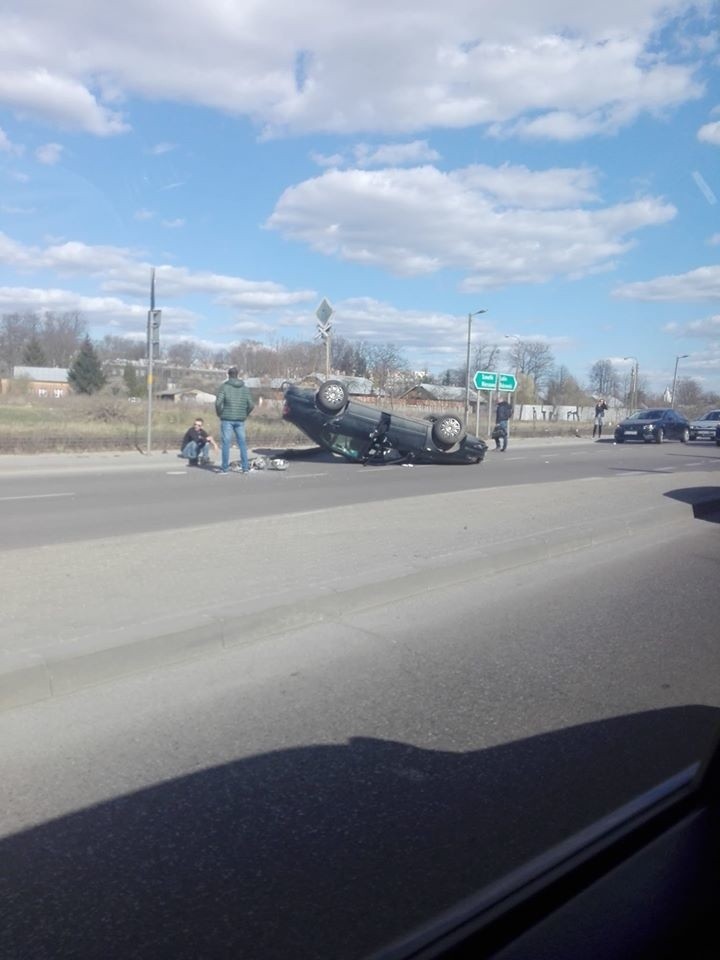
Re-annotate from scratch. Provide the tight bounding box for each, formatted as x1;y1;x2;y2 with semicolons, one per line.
180;417;218;466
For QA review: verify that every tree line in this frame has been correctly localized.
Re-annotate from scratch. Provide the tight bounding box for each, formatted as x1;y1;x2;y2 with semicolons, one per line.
1;310;718;409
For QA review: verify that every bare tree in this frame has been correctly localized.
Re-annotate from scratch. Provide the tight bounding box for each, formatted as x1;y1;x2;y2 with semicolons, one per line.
97;335;146;361
544;365;585;405
674;377;704;410
368;342;407;395
166;340;200;368
588;359;620;397
507;340;555;398
472;340;500;373
0;312;40;374
40;311;87;366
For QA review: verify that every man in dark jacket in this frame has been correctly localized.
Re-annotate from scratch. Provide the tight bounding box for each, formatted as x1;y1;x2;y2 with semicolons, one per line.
215;367;255;474
494;397;513;452
180;417;218;466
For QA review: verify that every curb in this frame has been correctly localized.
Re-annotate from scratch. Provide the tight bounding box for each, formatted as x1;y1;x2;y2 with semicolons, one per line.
0;508;697;714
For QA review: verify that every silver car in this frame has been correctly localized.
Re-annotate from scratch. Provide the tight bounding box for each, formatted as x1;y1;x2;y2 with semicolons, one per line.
689;409;720;441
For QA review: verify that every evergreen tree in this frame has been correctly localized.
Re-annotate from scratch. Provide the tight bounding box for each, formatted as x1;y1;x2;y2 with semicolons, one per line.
22;336;48;366
123;363;142;396
68;336;106;394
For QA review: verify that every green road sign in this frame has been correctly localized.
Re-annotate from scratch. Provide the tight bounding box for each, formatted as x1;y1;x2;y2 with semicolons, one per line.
498;373;517;392
473;370;498;390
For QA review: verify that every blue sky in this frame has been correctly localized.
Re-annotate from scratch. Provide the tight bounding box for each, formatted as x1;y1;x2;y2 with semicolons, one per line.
0;0;719;392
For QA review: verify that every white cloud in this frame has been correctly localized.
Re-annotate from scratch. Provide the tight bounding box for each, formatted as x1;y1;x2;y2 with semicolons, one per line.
0;126;24;155
0;2;709;139
0;230;317;311
161;217;185;229
614;264;720;301
698;119;720;144
133;208;155;221
709;233;720;245
35;142;63;164
662;314;720;338
267;163;675;289
148;142;176;155
0;69;128;135
353;141;441;167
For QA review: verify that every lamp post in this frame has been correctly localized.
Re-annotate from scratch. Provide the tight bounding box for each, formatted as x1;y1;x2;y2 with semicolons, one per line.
623;356;638;412
670;354;689;408
464;309;487;425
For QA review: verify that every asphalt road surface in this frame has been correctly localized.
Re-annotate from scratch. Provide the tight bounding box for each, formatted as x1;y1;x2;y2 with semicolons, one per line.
0;438;718;549
2;511;720;960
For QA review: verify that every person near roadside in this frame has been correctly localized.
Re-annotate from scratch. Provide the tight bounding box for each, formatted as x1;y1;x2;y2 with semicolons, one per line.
179;417;218;466
215;367;255;474
494;397;513;452
593;399;608;440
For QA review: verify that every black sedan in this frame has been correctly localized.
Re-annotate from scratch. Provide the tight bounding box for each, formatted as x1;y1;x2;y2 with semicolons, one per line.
282;381;488;465
614;408;691;444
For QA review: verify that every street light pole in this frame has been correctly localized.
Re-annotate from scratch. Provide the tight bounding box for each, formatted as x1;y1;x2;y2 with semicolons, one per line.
623;356;638;412
670;354;689;408
464;309;487;425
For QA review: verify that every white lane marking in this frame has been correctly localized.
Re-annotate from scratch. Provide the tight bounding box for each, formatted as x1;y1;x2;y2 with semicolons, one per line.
0;492;75;502
282;472;328;479
166;470;187;475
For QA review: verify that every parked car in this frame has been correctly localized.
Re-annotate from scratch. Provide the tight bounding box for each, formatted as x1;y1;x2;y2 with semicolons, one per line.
717;424;720;447
282;381;488;465
689;409;720;441
614;408;691;444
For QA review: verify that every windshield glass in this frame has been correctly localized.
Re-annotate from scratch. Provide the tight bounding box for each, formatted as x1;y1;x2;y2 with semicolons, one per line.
321;430;369;460
628;410;664;420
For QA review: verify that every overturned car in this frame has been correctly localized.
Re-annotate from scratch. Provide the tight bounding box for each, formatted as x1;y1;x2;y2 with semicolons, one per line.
282;381;488;465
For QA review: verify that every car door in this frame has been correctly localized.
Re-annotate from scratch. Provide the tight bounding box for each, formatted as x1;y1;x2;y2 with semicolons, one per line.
666;410;684;440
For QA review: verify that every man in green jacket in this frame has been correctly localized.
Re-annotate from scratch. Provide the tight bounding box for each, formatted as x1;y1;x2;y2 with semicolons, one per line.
215;366;255;474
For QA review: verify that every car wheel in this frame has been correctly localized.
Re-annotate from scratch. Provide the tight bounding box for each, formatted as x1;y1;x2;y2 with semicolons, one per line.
317;380;348;414
654;427;665;444
432;414;466;449
615;435;625;443
680;427;690;443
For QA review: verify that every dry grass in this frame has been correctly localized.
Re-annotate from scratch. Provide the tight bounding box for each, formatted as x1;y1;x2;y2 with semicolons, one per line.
0;394;596;454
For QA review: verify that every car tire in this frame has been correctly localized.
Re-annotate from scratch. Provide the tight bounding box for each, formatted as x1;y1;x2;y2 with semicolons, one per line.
432;414;466;449
615;435;625;443
680;427;690;443
317;380;348;414
654;427;665;444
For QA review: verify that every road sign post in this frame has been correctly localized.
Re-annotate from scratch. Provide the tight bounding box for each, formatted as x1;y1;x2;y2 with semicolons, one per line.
316;299;334;379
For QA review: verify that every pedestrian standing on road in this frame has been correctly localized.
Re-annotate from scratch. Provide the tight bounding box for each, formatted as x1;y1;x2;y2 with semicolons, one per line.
215;367;255;474
179;417;219;466
593;399;608;440
494;397;513;452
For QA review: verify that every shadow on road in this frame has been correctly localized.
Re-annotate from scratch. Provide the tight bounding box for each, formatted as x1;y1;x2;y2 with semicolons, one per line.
664;486;720;523
2;706;719;960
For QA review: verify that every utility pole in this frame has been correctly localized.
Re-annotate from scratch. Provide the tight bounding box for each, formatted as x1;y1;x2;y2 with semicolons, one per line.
464;309;487;425
670;354;688;409
145;269;161;453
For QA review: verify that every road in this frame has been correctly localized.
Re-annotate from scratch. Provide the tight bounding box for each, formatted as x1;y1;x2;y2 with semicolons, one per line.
0;438;719;548
2;513;719;959
1;438;719;712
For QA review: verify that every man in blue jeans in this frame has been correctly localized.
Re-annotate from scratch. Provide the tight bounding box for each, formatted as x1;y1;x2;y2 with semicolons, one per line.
215;366;255;474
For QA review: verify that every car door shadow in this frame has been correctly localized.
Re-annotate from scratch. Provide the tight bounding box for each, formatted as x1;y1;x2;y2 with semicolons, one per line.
2;706;719;960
